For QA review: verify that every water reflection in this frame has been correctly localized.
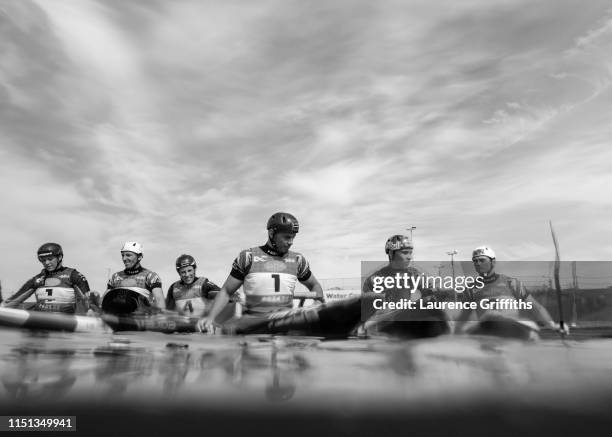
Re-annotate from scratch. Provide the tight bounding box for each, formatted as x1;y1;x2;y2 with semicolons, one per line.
0;331;315;403
1;335;79;401
158;338;309;401
93;340;155;395
3;329;612;412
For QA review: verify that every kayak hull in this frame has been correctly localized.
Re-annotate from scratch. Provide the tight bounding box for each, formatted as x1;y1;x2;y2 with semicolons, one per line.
0;307;109;333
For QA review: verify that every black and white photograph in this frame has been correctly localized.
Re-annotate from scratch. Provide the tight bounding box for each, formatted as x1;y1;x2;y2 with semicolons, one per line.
1;0;612;435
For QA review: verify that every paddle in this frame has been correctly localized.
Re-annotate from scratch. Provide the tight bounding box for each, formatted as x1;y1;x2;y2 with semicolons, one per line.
549;220;568;339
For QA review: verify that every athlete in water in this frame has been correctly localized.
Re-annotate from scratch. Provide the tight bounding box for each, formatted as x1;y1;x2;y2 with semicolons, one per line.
361;235;448;338
1;243;96;314
166;254;221;317
103;242;165;313
196;212;325;334
363;234;427;300
454;246;569;336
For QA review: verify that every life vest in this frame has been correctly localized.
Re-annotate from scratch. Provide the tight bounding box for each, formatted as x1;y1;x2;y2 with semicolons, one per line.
171;277;212;317
33;268;78;313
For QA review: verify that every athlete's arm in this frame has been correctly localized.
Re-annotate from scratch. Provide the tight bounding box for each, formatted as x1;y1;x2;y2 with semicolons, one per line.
362;275;375;294
152;287;166;310
70;270;91;294
0;278;36;308
197;275;243;333
70;270;93;314
165;284;176;310
453;307;474;333
525;295;557;328
202;279;221;297
144;272;166;310
295;254;324;302
510;278;565;332
454;291;475;333
300;274;325;302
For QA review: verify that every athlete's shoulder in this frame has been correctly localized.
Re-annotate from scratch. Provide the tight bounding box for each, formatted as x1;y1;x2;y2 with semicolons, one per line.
33;270;47;282
141;267;160;277
408;265;423;275
496;273;521;286
369;264;397;277
68;267;87;280
492;273;527;297
243;246;260;255
234;248;255;263
147;269;162;281
285;249;306;260
195;276;209;285
110;270;124;279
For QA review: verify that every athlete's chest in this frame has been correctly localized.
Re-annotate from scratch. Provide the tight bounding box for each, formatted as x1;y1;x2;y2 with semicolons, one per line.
248;253;300;275
173;279;204;299
112;271;150;287
473;279;515;299
34;270;73;288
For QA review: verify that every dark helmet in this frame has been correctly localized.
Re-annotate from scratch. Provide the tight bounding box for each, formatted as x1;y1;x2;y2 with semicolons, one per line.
267;212;299;234
37;242;63;260
176;254;196;271
384;235;413;255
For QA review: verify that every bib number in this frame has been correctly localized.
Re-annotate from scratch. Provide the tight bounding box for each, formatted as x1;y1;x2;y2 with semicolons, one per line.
182;301;194;313
271;274;280;292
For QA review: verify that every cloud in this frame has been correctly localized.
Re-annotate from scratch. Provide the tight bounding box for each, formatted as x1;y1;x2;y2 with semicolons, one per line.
2;0;612;297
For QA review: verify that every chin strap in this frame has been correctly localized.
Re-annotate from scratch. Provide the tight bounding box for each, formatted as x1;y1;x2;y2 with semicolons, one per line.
267;234;289;256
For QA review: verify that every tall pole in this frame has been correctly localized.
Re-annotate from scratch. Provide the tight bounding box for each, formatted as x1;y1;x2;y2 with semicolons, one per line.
447;250;458;302
406;226;416;241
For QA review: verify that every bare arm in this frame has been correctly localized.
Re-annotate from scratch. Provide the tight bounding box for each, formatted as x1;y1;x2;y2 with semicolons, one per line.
1;278;36;308
152;287;166;310
197;275;243;332
453;307;475;334
526;295;555;327
301;273;325;302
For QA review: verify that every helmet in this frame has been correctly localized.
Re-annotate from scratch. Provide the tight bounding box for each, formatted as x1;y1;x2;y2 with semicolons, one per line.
37;242;63;259
385;235;413;255
176;254;196;270
121;241;143;255
472;246;496;260
267;212;299;234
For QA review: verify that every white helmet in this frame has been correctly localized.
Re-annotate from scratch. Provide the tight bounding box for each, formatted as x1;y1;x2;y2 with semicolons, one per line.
472;246;495;260
121;241;143;255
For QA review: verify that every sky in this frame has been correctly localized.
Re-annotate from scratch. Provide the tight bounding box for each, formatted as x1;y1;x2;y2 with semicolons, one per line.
1;0;612;296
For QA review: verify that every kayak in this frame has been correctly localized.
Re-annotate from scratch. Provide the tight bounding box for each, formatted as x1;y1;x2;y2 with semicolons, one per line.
0;294;538;341
363;307;451;339
0;307;109;333
220;296;365;337
103;297;366;336
99;286;239;333
102;312;199;333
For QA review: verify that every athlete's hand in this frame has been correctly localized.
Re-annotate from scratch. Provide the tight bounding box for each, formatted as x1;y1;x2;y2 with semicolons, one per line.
88;291;101;307
549;321;570;336
197;317;215;334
